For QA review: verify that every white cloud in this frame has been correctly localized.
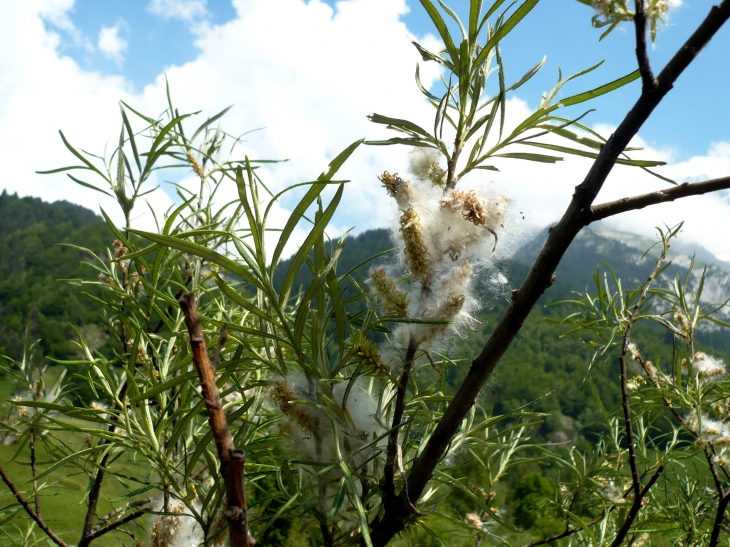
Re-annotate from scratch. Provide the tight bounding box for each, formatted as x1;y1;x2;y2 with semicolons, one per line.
0;0;729;263
147;0;208;21
97;21;128;64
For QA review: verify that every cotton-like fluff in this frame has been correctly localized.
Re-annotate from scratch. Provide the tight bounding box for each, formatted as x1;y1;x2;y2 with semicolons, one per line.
270;373;383;465
371;149;513;362
149;498;203;547
409;147;447;188
685;411;730;449
682;352;726;382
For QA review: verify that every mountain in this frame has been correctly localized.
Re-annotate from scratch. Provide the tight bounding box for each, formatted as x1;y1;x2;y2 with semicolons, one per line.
0;191;112;360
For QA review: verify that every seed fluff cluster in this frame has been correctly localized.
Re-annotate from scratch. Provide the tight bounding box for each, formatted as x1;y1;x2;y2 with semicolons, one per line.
373;147;511;361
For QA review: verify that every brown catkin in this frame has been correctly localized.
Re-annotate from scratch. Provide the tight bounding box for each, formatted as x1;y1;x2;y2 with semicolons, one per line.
272;382;317;434
370;268;409;317
399;209;431;284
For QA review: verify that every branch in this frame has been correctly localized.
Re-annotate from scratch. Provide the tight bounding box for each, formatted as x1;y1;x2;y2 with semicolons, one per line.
634;0;656;90
0;465;69;547
609;465;664;547
606;240;668;547
90;497;152;535
589;176;730;222
369;3;730;544
81;509;148;543
382;338;418;503
179;293;252;547
522;513;604;547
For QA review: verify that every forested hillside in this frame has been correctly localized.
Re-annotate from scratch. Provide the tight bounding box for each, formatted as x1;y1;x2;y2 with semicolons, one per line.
0;191;112;360
4;193;730;447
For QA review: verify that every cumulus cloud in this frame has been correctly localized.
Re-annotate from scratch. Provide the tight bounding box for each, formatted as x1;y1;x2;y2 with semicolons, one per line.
0;0;729;262
146;0;208;21
97;21;128;64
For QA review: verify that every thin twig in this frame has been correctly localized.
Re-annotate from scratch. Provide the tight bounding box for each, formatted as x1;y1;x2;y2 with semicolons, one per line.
29;428;40;518
589;176;730;223
608;241;669;547
0;465;69;547
91;498;152;534
383;337;418;503
633;0;656;90
522;513;604;547
81;510;148;543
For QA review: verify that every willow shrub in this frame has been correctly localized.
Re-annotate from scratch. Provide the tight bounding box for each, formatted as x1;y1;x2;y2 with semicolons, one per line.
2;1;728;546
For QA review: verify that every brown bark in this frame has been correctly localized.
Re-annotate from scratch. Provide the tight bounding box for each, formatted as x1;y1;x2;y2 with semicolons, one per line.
179;293;252;547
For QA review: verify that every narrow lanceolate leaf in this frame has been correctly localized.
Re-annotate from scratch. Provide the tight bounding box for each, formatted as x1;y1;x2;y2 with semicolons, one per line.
468;0;484;44
280;184;344;305
418;0;460;71
523;142;666;167
215;276;282;327
494;152;563;163
558;70;640;108
319;139;364;181
365;138;436;148
506;55;546;92
411;41;454;71
292;244;345;353
190;105;233;144
473;0;539;73
120;105;142;172
58;131;111;182
270;182;327;271
367;114;433;140
128;229;264;290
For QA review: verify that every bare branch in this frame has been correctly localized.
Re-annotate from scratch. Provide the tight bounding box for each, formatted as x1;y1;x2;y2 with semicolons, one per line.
711;493;730;547
609;242;668;547
589;176;730;223
82;510;148;543
522;513;604;547
383;337;418;503
0;465;69;547
633;0;656;90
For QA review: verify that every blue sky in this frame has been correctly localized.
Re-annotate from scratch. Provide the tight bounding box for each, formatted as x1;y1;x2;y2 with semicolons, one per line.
1;0;729;259
48;0;729;160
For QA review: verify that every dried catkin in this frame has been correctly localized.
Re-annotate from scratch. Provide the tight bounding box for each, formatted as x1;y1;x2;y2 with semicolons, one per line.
370;268;409;317
399;209;431;284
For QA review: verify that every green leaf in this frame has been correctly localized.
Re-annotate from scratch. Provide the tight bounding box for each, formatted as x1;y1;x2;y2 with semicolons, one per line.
468;0;484;44
365;138;436;148
473;0;539;73
418;0;460;70
128;229;264;290
319;139;364;181
215;276;282;327
367;114;433;140
411;41;454;71
120;105;142;173
280;184;344;305
494;152;563;163
190;105;233;144
58;131;111;182
523;142;666;167
270;182;327;271
292;243;345;353
558;70;640;108
506;55;546;92
438;0;467;41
